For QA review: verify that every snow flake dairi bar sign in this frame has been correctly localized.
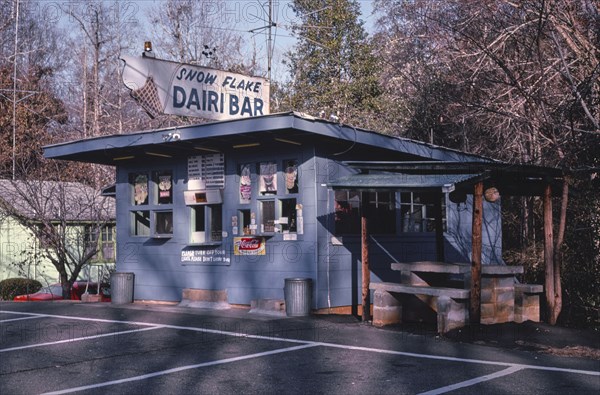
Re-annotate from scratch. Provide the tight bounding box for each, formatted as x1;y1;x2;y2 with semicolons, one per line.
121;55;269;120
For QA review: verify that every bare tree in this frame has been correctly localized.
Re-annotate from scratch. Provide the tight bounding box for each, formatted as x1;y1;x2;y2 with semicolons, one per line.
0;174;115;299
147;0;255;73
374;0;600;325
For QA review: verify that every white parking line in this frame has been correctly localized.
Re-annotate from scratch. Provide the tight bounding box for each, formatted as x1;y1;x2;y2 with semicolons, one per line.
0;315;45;323
3;309;599;394
417;366;526;395
40;343;320;395
0;326;162;353
318;342;600;376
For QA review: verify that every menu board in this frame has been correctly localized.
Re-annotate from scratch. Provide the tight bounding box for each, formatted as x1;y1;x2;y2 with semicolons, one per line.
188;154;225;189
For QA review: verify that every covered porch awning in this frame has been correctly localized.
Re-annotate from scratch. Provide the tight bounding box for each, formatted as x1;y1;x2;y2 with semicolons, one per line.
326;161;564;324
327;172;485;192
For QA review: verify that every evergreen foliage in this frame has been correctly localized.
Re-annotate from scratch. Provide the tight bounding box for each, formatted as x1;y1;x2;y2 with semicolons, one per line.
285;0;382;129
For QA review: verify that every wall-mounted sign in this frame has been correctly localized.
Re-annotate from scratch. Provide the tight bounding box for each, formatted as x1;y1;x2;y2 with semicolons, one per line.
233;237;266;255
181;249;230;265
188;154;225;190
121;55;269;120
259;162;277;194
239;163;252;204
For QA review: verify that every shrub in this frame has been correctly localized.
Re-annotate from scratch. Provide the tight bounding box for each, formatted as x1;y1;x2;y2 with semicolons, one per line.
0;278;43;300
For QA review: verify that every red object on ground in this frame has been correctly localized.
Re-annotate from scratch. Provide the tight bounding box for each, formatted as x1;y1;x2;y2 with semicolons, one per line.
13;282;110;302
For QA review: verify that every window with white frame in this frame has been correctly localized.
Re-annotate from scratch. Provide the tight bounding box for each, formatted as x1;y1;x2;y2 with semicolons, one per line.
129;171;174;238
399;192;446;233
334;191;396;235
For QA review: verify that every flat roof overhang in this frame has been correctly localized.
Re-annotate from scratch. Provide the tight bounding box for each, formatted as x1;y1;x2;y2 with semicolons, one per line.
332;161;564;197
43;113;496;166
327;173;486;193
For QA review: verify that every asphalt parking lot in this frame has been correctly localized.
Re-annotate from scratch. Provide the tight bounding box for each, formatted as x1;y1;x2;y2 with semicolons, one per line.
1;302;598;395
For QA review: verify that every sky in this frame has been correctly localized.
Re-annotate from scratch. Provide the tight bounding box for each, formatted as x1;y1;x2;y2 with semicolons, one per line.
24;0;376;81
134;0;378;81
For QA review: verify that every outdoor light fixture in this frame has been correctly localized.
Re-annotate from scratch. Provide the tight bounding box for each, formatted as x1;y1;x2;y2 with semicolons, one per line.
113;155;135;161
146;151;172;158
193;146;221;153
274;138;301;146
233;143;260;149
143;41;155;58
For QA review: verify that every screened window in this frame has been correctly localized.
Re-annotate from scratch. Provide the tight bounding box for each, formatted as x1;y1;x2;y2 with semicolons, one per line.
131;210;150;236
334;191;396;235
280;198;297;233
239;209;252;235
400;192;446;233
190;205;222;243
130;170;174;238
260;200;275;233
155;211;174;236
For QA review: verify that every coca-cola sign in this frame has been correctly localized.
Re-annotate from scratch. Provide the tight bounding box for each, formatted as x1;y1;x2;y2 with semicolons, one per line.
234;237;266;256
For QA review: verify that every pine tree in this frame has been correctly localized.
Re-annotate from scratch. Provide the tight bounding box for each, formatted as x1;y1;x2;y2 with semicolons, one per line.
286;0;381;128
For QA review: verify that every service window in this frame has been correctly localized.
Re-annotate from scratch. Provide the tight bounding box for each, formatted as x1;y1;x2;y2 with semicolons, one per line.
280;198;297;233
239;209;252;235
129;170;174;238
131;210;150;236
154;210;174;236
260;200;275;233
283;159;299;194
210;204;223;241
190;205;222;243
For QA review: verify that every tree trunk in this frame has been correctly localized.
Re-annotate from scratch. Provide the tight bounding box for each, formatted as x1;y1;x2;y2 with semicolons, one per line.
361;191;370;322
543;184;556;324
470;181;483;324
552;178;568;324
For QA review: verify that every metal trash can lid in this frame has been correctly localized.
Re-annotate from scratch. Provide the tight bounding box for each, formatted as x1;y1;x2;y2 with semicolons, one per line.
284;278;312;282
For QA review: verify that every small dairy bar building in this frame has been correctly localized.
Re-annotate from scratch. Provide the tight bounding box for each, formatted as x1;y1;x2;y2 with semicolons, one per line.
45;112;535;312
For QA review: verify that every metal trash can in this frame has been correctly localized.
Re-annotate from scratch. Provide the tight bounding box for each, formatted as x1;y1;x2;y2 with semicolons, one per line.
110;272;135;304
284;278;313;317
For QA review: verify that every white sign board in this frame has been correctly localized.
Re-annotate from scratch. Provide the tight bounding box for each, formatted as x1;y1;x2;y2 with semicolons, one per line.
121;55;269;120
188;154;225;190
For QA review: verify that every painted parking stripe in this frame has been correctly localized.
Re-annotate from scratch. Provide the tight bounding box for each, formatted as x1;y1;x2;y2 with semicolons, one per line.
0;315;45;323
3;310;599;378
318;343;600;377
0;326;162;353
417;366;525;395
41;343;319;395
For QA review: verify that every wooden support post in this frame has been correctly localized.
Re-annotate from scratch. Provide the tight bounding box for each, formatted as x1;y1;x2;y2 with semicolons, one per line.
470;181;483;324
434;193;445;262
543;184;555;322
361;192;371;322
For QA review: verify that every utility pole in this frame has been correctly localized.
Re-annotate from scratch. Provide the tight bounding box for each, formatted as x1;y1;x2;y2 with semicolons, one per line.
12;0;20;181
249;0;276;81
267;0;273;82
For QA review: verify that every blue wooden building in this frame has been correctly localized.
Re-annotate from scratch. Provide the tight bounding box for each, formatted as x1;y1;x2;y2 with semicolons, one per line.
43;112;559;312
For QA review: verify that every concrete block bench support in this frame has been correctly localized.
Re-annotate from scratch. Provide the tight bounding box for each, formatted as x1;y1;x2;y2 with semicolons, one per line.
514;284;543;323
371;282;470;334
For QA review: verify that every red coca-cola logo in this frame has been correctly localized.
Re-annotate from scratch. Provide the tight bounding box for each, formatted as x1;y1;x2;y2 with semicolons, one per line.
238;238;261;250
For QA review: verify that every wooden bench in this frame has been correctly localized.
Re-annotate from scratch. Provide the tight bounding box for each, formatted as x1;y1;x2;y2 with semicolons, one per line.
370;282;470;334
